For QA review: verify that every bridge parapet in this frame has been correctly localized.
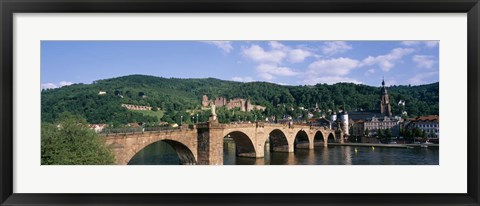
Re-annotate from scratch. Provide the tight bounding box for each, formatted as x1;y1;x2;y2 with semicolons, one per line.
195;122;209;129
195;121;332;130
224;122;258;128
100;127;195;138
197;121;284;129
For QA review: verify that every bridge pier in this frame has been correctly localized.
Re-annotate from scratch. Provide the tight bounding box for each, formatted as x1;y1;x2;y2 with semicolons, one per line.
337;131;344;144
197;122;224;165
255;144;265;158
288;142;294;152
108;143;129;165
309;139;315;150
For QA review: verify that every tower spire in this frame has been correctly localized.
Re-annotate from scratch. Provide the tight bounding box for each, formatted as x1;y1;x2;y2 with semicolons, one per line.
380;77;392;116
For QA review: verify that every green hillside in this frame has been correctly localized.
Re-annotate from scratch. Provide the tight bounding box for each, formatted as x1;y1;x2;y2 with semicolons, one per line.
41;74;439;126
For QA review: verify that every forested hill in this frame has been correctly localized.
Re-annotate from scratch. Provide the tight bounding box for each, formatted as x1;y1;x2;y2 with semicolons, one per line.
41;74;439;125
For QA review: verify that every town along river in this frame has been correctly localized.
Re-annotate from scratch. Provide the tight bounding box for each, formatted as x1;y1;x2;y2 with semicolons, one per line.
128;138;439;165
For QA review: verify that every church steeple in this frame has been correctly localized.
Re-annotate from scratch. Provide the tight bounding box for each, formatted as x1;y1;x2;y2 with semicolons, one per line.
380;78;392;116
381;76;388;95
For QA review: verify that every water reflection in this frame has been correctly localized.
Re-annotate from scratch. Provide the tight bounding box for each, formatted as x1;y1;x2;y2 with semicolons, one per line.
128;141;180;165
343;147;352;165
129;139;439;165
224;139;439;165
320;147;328;165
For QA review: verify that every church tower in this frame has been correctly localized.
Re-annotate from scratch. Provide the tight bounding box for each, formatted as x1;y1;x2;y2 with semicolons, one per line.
380;78;392;116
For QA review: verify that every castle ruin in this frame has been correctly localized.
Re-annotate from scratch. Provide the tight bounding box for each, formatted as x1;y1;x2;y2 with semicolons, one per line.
201;95;266;112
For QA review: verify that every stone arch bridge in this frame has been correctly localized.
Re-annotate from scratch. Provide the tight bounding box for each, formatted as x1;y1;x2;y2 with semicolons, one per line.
103;121;342;165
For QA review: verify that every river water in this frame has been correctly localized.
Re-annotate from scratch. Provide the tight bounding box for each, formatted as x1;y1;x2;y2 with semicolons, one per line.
128;139;439;165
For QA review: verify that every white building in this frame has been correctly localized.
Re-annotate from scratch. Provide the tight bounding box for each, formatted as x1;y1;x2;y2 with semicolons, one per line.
340;111;349;135
364;116;403;136
329;112;337;129
409;115;439;138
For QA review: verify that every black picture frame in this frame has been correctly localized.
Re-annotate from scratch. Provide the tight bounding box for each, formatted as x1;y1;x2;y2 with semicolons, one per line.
1;0;479;205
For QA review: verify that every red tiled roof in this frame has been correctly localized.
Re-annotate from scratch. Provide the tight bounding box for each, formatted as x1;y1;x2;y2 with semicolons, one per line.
412;115;439;122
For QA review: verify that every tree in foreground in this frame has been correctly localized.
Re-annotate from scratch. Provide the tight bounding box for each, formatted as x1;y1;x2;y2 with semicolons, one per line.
384;128;392;143
41;112;115;165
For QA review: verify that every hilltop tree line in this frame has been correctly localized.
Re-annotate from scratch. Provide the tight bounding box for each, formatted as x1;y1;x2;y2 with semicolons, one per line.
41;75;439;126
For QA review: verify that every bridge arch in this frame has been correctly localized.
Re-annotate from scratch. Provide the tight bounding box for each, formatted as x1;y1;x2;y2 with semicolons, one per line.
327;132;336;143
224;131;256;157
313;131;325;147
267;129;290;152
126;139;196;165
294;130;310;149
105;130;198;165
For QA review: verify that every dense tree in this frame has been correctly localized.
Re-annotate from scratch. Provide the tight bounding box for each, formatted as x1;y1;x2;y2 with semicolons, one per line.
384;128;392;143
41;112;115;165
364;129;370;137
385;128;392;138
42;75;439;127
376;129;384;138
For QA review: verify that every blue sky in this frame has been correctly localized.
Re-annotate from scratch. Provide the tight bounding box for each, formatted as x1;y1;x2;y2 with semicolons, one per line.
41;40;439;89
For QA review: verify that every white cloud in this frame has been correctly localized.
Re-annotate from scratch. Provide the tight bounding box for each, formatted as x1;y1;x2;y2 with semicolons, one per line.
269;41;287;50
401;40;438;48
242;42;312;64
400;41;421;46
288;49;312;63
204;41;233;53
364;68;375;76
307;57;359;76
304;57;360;85
408;72;438;85
242;45;286;64
304;76;362;85
321;41;352;55
41;83;58;89
424;41;439;48
41;81;74;89
256;64;298;80
412;55;437;69
59;81;74;87
360;48;414;71
232;76;254;82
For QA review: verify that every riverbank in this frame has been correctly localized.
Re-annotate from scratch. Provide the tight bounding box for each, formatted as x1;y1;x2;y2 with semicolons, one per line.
328;143;439;148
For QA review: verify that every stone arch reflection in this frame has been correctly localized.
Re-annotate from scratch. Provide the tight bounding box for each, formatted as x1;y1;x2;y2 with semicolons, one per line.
328;133;336;143
128;139;196;165
294;130;310;150
267;129;289;152
314;131;325;147
224;131;256;157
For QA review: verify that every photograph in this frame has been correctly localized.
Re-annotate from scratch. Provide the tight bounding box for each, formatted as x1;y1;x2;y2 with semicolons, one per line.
40;40;440;165
2;0;478;205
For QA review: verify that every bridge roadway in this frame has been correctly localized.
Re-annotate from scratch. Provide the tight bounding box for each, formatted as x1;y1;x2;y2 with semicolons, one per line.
102;121;341;165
